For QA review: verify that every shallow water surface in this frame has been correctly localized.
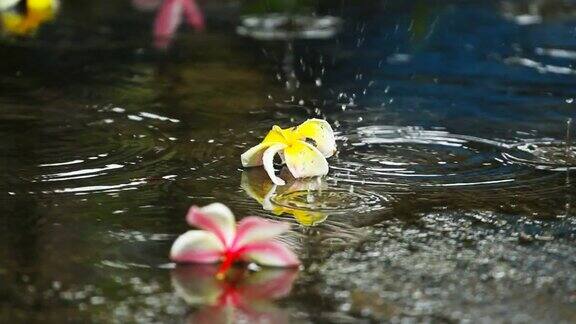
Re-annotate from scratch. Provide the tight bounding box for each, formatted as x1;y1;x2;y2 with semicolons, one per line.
1;0;576;322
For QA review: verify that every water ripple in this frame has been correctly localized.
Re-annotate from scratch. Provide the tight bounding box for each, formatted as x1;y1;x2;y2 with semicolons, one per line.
503;140;576;171
2;103;184;196
331;125;569;197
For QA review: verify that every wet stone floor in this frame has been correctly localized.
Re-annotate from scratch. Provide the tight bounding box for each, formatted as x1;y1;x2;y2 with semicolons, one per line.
0;0;576;323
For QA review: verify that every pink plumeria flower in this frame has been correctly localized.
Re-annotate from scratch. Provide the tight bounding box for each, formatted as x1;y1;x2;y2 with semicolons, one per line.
134;0;204;49
170;203;300;276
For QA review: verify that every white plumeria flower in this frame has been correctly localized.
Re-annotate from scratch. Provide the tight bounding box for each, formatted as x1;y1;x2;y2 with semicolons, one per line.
241;119;337;185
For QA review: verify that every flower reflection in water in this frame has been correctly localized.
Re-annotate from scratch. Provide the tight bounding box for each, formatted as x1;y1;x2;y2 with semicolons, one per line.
241;168;328;227
236;9;342;91
0;0;59;36
172;265;298;323
237;13;341;41
132;0;204;49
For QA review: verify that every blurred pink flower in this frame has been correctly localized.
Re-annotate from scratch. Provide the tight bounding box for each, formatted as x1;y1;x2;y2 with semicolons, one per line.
133;0;205;49
170;203;300;277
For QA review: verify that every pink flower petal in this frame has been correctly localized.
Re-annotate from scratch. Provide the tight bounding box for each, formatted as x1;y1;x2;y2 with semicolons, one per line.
186;203;236;247
170;230;224;264
153;0;184;49
182;0;205;30
241;241;300;267
232;217;290;250
284;140;329;179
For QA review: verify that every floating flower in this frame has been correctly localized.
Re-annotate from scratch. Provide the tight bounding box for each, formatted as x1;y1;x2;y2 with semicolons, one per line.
241;119;337;186
0;0;58;36
172;265;297;323
170;203;300;276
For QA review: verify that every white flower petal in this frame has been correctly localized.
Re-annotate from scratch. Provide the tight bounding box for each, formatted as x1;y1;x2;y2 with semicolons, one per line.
241;241;300;267
186;203;236;247
296;119;337;158
284;141;329;178
0;0;19;10
241;143;273;167
170;230;224;264
263;143;288;186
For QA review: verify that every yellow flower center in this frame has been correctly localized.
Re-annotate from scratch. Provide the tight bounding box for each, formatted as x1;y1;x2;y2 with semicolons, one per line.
263;125;303;147
1;0;57;36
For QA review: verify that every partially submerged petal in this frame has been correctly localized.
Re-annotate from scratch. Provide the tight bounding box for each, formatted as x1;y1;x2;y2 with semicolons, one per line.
186;203;236;247
232;217;290;250
263;143;288;186
296;119;337;158
284;140;329;179
170;230;224;264
241;241;300;267
241;143;273;167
